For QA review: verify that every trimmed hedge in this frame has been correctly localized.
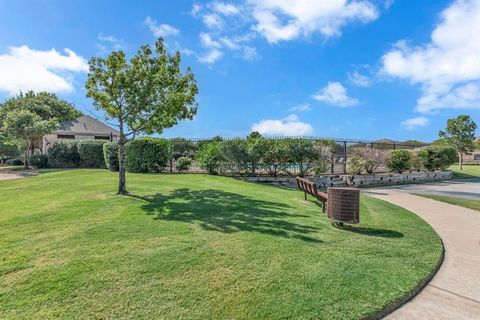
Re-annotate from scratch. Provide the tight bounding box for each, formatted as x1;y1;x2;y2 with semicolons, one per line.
418;146;457;171
29;154;48;168
125;138;172;173
103;142;119;171
78;140;106;168
47;140;107;168
47;141;80;168
5;158;23;166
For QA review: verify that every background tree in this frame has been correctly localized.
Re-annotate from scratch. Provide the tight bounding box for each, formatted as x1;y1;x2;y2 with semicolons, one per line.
0;91;81;155
1;110;57;169
0;133;19;165
85;38;198;194
439;115;477;170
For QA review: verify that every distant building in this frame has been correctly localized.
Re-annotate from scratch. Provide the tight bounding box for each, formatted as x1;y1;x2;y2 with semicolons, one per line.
42;115;119;153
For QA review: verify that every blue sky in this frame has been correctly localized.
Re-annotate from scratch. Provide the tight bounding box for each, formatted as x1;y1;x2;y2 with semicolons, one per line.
0;0;479;141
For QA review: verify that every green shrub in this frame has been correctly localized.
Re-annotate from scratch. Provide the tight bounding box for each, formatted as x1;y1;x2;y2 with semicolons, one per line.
125;138;172;173
176;156;192;172
347;155;365;175
47;141;80;168
196;142;224;175
418;146;457;171
103;142;119;171
387;150;412;173
220;139;249;174
29;154;48;168
285;139;319;176
77;140;106;168
6;158;23;166
410;150;423;172
262;139;290;177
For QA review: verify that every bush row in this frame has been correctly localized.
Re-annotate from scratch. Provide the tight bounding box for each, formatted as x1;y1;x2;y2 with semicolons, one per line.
47;140;107;168
347;146;457;174
196;136;336;176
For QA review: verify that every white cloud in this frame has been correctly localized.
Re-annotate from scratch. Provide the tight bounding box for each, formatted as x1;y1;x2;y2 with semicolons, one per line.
401;116;430;130
97;33;125;53
242;46;260;60
211;2;240;16
202;13;224;29
312;82;359;107
144;17;179;37
348;71;371;87
289;103;311;112
200;33;222;48
248;0;379;43
0;45;88;95
198;49;223;64
252;114;313;136
381;0;480;113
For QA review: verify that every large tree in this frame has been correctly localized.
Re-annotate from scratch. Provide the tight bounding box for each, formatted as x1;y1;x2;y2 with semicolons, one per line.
439;115;477;170
1;110;56;169
0;133;19;165
0;91;81;168
85;38;198;194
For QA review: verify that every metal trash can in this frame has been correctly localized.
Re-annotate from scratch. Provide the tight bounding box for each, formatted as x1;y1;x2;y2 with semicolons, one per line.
327;187;360;224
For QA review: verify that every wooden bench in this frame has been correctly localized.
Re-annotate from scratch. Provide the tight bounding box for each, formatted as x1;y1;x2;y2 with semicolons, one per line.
296;177;328;212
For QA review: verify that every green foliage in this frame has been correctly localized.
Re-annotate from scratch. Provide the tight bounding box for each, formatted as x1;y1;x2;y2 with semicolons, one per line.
418;146;457;171
350;147;389;174
347;155;365;175
0;134;19;164
176;156;192;173
125;138;172;173
103;142;119;171
387;150;412;173
6;158;23;166
77;140;107;168
439;115;477;168
410;151;423;172
171;138;197;159
29;154;49;168
47;141;80;168
85;38;198;193
285;139;319;177
262;139;290;177
196;141;224;175
0;91;81;124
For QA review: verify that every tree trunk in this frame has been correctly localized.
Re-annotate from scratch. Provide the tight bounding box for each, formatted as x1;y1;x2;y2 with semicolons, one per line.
458;151;463;170
117;120;128;195
23;149;29;170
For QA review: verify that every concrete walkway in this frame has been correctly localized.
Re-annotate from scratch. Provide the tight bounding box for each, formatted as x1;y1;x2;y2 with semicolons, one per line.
364;185;480;319
0;171;37;181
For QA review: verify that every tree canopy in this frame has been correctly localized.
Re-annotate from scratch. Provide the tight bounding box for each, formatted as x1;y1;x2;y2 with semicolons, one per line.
85;38;198;194
439;115;477;169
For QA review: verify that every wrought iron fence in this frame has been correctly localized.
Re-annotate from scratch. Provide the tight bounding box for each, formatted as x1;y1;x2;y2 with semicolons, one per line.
166;137;427;176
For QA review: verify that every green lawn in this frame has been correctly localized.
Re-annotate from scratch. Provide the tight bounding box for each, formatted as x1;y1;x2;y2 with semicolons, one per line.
0;165;23;172
0;170;442;319
450;164;480;179
415;194;480;212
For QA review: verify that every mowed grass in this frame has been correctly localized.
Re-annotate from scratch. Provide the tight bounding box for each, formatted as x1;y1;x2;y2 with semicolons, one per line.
415;194;480;212
450;164;480;179
0;170;442;319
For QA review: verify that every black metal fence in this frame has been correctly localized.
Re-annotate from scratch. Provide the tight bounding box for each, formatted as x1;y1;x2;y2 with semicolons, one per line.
167;137;427;176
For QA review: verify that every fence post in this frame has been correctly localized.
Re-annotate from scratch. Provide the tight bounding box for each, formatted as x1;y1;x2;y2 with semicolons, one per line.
343;140;347;174
393;143;396;151
170;142;173;173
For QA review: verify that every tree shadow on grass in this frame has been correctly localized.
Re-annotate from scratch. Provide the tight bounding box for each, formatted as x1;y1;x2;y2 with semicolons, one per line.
128;188;323;243
334;223;404;238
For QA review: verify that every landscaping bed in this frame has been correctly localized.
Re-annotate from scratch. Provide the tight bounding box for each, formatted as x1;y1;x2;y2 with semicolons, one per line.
0;170;442;319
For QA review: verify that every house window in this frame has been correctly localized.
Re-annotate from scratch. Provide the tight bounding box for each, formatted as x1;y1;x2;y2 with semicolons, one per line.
94;136;110;140
57;134;75;139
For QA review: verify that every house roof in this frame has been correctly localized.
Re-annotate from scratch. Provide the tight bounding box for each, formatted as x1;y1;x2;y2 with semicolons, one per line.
54;115;119;135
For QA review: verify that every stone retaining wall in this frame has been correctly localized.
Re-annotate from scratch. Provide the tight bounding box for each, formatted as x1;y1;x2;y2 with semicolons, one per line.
343;171;453;187
240;170;453;188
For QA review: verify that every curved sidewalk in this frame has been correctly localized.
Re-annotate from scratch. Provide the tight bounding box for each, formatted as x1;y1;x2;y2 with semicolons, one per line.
365;189;480;319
